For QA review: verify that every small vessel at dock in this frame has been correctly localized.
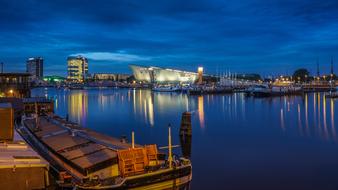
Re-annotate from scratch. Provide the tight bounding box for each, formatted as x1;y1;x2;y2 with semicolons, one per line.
186;85;233;95
248;84;303;97
325;90;338;99
18;114;192;189
152;85;181;92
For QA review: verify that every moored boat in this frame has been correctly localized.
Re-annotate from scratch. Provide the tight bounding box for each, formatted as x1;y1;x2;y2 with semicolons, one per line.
17;114;192;189
249;84;303;97
187;85;233;95
152;85;181;92
325;91;338;98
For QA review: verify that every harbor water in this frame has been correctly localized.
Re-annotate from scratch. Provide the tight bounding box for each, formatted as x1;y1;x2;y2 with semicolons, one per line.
32;88;338;190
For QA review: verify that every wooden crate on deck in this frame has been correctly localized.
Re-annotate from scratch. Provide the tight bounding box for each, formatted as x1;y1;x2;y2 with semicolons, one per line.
117;147;148;177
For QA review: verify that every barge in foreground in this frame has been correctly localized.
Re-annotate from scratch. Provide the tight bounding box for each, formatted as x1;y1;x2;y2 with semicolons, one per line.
18;114;192;189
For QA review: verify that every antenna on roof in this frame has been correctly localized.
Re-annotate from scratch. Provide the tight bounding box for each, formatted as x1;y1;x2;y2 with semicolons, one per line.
331;56;334;76
316;58;320;77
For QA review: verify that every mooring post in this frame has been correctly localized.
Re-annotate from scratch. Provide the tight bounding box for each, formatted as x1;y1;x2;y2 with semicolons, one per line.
180;112;192;136
180;112;192;158
132;131;135;149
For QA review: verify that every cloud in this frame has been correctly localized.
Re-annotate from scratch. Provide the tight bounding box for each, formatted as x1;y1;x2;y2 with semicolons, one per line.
70;52;152;62
1;0;338;76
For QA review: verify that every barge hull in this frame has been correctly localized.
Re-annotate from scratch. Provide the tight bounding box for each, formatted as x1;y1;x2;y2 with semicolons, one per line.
19;116;192;189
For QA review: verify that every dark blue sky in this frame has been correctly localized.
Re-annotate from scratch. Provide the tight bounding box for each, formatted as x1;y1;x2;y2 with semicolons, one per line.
1;0;338;76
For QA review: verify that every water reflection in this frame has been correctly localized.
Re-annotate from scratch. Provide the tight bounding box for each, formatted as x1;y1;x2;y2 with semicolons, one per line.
68;91;88;125
331;99;336;139
275;92;337;141
305;94;309;135
198;96;205;129
297;104;302;136
280;108;285;131
31;88;338;190
323;95;328;139
32;88;338;143
64;90;336;141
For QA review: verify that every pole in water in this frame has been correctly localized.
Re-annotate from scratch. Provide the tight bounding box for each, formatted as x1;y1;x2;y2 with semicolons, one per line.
132;131;135;149
168;124;172;169
180;112;192;136
180;112;192;158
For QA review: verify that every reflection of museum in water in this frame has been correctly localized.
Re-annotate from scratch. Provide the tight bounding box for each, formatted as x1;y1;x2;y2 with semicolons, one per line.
48;87;337;143
61;89;205;130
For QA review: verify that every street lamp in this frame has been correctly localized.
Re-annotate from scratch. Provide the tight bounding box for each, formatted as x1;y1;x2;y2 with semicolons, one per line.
8;89;13;97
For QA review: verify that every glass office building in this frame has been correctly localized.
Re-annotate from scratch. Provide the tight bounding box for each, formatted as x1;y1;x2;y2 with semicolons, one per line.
67;56;88;82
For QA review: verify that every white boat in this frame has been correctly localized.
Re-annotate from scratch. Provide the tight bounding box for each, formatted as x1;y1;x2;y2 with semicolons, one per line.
152;86;180;92
249;84;271;96
249;84;303;97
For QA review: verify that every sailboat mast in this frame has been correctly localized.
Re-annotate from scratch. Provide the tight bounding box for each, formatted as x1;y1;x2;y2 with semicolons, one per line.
168;126;172;169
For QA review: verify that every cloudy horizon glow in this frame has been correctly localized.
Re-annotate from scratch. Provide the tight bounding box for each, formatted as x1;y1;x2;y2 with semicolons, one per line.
1;0;338;76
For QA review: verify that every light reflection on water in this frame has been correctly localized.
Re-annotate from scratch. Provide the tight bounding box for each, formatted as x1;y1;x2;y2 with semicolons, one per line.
38;89;337;141
32;88;338;190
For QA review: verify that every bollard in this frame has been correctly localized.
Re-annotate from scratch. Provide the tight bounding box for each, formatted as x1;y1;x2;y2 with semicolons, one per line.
179;112;192;136
179;112;192;158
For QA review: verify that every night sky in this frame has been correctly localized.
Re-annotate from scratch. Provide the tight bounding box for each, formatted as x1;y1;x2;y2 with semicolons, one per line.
1;0;338;76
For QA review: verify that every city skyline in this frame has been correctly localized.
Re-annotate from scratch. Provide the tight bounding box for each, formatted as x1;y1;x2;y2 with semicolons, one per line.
1;0;338;76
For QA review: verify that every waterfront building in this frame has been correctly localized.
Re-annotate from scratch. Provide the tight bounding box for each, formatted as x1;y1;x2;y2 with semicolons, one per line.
0;73;30;98
67;55;88;82
23;97;54;115
116;74;131;81
129;64;198;83
43;75;66;83
93;73;117;81
26;57;43;81
93;73;131;81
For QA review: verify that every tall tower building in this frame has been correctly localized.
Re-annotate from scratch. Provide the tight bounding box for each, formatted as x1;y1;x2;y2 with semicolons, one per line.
197;67;203;84
26;57;43;81
67;56;88;82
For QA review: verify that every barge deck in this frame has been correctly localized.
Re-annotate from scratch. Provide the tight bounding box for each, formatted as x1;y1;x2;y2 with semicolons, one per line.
19;114;192;189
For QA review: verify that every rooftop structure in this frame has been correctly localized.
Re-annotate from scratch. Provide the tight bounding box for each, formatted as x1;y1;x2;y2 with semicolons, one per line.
23;97;54;115
0;73;30;98
0;103;49;189
0;131;49;189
